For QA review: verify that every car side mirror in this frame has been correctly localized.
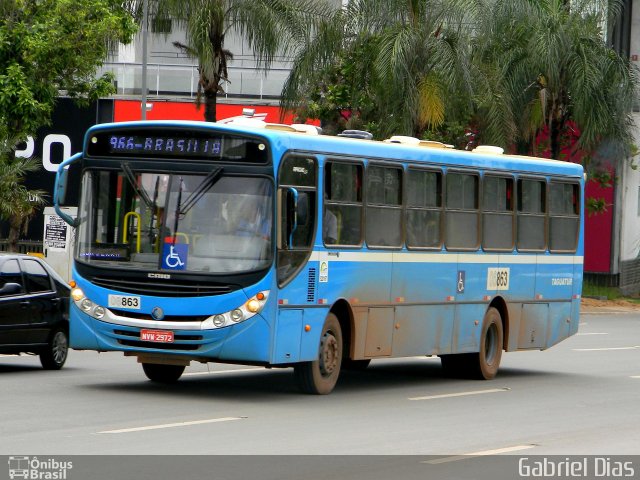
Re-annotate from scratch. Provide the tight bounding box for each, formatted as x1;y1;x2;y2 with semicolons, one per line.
0;283;23;295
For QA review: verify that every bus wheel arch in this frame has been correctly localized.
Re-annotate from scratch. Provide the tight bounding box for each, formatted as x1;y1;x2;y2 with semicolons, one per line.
488;296;509;351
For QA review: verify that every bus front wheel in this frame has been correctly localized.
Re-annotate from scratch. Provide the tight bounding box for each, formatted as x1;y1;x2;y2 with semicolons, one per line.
142;363;185;383
294;313;343;394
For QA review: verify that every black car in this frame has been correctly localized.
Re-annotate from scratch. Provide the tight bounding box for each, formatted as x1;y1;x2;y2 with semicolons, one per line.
0;253;70;369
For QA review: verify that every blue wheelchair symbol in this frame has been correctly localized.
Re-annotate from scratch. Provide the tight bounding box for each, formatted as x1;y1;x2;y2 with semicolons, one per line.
162;243;188;270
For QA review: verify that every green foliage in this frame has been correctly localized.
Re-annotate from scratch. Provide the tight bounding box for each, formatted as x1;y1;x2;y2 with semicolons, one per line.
0;127;47;250
155;0;332;122
281;0;476;138
586;197;610;216
471;0;638;162
0;0;137;140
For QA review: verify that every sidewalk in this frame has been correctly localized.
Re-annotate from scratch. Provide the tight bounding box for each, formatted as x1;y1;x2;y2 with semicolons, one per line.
580;297;640;314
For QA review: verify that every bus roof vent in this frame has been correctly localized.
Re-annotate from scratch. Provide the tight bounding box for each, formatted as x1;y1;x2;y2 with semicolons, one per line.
384;135;420;145
291;124;322;135
472;145;504;155
418;140;453;149
338;130;373;140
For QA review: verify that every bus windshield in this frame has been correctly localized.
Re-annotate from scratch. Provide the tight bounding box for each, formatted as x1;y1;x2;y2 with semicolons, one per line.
76;168;273;274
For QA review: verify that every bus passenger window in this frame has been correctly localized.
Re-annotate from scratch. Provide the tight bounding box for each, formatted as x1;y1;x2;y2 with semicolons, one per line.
482;175;514;251
517;179;546;251
324;162;363;246
406;169;442;249
445;172;479;250
549;182;579;252
365;165;403;248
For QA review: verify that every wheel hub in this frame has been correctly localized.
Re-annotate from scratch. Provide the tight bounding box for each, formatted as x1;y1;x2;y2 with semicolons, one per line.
319;332;338;376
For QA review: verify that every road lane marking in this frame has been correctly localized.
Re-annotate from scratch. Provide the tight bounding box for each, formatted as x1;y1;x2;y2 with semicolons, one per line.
631;376;640;379
98;416;245;434
408;387;510;401
183;367;265;377
573;346;640;352
423;444;537;464
576;332;608;336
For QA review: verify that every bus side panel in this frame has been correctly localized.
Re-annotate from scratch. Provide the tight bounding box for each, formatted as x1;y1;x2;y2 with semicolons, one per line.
392;305;455;356
498;254;538;352
390;254;456;356
453;259;486;353
273;309;302;363
275;263;328;363
452;304;483;353
536;256;573;348
569;259;584;336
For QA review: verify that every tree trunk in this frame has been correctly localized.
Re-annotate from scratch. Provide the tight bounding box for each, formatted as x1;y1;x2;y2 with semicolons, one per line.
550;118;563;160
203;87;218;123
7;214;22;253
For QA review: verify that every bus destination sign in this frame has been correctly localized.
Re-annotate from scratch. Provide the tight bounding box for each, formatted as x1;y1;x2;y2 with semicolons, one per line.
86;129;269;163
108;135;222;157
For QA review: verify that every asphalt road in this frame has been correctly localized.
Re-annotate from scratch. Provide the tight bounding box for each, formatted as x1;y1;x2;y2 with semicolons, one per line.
1;311;639;459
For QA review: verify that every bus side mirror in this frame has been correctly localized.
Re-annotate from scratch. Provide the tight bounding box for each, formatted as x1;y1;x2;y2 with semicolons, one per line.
54;152;82;227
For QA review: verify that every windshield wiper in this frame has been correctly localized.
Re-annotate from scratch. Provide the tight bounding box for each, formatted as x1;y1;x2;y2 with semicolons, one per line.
178;166;224;215
121;163;153;208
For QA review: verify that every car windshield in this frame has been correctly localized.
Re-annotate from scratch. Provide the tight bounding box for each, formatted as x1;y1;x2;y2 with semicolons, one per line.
76;169;273;274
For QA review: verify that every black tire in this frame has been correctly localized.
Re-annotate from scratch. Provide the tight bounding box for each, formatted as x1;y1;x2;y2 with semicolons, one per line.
440;307;503;380
342;359;371;371
40;328;69;370
294;313;343;394
142;363;185;383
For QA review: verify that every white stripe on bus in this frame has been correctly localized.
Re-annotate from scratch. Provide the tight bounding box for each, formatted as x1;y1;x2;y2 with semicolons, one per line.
310;250;583;265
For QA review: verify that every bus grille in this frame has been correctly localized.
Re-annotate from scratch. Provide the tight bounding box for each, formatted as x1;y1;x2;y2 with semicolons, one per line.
91;276;233;297
110;310;210;323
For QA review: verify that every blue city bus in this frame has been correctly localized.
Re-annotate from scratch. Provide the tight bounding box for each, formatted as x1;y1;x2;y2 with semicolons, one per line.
54;119;584;394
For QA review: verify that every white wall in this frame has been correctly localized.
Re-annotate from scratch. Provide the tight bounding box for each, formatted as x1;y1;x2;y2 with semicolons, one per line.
619;114;640;261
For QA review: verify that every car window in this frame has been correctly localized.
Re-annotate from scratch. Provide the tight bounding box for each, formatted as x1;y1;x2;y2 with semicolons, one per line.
0;259;25;296
22;259;53;293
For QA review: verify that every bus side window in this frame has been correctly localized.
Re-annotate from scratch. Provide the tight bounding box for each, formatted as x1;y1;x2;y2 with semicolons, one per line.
482;175;515;251
406;168;442;249
517;178;547;251
445;171;480;250
324;161;363;246
365;164;403;248
549;182;579;252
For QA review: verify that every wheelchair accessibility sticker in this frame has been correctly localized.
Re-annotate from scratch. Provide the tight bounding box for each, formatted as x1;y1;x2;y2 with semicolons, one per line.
162;242;188;270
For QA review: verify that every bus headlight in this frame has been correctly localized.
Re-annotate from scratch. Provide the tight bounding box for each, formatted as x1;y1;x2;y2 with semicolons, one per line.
72;289;108;321
81;298;94;312
71;288;85;302
202;291;270;330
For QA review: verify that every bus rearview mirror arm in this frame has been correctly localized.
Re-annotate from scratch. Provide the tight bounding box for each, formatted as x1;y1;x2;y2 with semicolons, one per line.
54;152;82;227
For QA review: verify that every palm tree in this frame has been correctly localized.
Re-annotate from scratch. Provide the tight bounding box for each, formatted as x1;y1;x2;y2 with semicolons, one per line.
0;130;47;252
471;0;638;161
147;0;334;122
281;0;477;138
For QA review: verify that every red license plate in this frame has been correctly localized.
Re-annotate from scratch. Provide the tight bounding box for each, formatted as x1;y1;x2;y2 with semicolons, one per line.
140;329;174;343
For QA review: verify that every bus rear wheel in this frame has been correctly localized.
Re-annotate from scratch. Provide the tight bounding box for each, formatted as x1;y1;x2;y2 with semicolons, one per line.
142;363;185;384
440;307;503;380
294;313;343;394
